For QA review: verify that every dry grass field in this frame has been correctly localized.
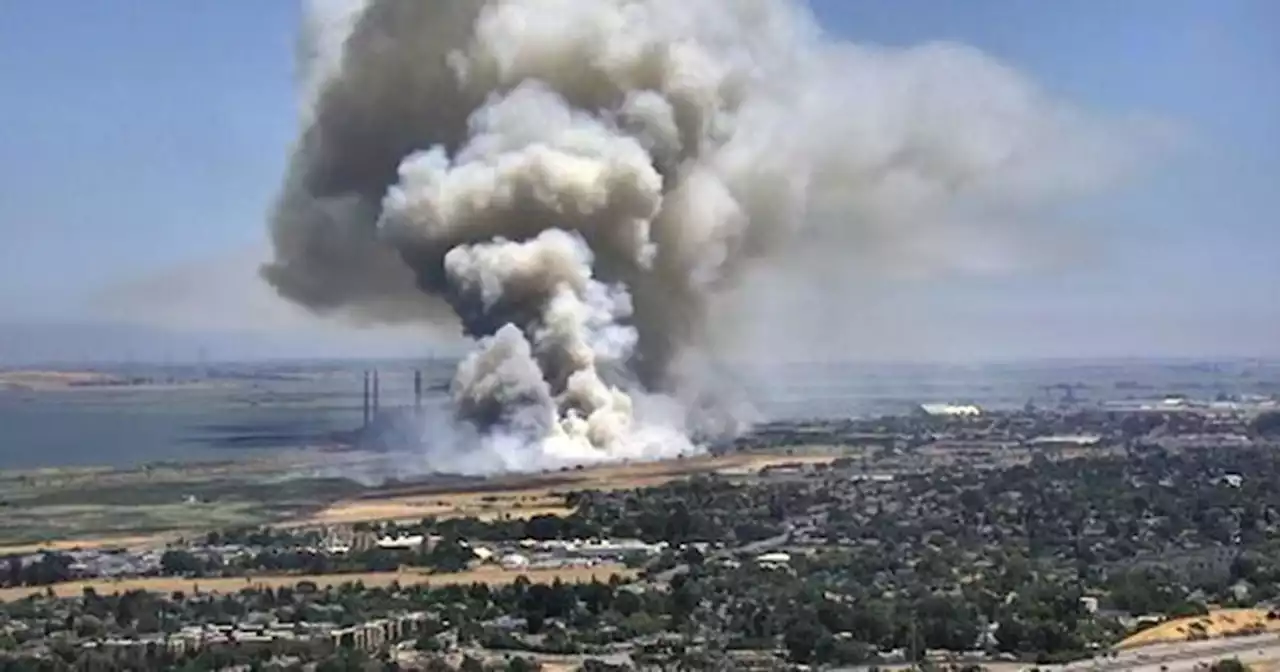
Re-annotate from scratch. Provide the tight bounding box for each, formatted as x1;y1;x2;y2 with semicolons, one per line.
1118;608;1279;648
0;452;840;553
0;534;169;557
0;370;217;392
0;564;635;602
300;492;574;526
0;370;120;390
299;452;841;526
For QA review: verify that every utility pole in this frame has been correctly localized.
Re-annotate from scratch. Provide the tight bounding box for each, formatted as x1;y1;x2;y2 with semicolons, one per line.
362;370;370;428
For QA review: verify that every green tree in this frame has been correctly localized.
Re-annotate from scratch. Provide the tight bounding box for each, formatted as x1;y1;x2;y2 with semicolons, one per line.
784;620;825;664
1251;412;1280;438
507;657;541;672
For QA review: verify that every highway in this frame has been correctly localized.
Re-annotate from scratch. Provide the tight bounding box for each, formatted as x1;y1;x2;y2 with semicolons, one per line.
840;633;1280;671
1057;633;1280;671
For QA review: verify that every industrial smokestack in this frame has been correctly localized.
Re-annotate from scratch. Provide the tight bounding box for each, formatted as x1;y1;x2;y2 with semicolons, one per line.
372;369;380;416
362;370;370;428
413;369;422;411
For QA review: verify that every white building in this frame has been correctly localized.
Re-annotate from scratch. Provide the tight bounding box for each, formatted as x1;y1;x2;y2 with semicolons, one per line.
1027;434;1103;448
918;403;982;417
756;552;791;568
501;553;529;570
375;535;425;550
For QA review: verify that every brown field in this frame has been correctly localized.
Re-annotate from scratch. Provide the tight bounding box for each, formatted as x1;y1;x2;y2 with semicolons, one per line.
0;534;171;557
0;564;635;602
0;452;840;555
300;493;574;526
0;370;220;392
0;370;120;390
299;452;841;526
1118;608;1279;648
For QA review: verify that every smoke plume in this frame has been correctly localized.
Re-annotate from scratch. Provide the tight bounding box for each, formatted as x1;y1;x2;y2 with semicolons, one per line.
264;0;1165;472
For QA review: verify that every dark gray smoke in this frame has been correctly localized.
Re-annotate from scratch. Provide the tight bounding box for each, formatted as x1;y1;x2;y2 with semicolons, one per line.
263;0;1164;472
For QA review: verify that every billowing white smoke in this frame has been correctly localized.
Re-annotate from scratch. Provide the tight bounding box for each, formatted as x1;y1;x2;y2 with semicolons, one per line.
264;0;1164;473
441;230;687;465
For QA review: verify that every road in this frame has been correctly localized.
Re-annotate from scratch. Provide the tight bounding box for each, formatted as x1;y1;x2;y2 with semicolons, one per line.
1057;633;1280;671
836;633;1280;672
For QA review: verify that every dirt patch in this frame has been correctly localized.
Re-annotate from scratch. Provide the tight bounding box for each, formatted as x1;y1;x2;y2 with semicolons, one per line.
0;564;635;602
299;494;574;526
1119;608;1278;648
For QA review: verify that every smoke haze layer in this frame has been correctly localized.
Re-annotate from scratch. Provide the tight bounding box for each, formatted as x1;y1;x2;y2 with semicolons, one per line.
263;0;1165;473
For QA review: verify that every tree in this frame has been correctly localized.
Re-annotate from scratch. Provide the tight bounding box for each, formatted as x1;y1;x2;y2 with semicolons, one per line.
526;611;546;635
1251;412;1280;438
614;590;642;618
669;582;697;623
161;550;205;576
422;539;476;573
4;556;20;587
507;658;541;672
784;620;825;664
75;615;105;639
1210;658;1253;672
317;648;371;672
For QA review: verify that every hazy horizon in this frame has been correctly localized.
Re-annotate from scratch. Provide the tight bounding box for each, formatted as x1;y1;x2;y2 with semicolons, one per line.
2;321;1278;368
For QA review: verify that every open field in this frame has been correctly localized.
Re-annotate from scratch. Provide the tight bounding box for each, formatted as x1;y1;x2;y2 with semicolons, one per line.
0;370;219;392
300;498;575;526
0;563;635;602
0;450;361;548
0;370;122;390
0;450;841;549
299;451;843;526
0;534;171;557
1119;608;1279;648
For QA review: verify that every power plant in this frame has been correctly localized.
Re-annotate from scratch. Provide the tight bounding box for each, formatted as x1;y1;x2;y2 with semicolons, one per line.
352;367;439;453
359;368;428;429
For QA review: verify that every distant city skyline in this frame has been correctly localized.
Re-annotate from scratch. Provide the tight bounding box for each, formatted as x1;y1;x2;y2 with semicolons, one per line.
0;0;1277;362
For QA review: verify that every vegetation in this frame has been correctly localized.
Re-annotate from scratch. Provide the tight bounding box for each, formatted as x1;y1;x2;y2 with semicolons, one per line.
6;404;1280;669
1251;411;1280;438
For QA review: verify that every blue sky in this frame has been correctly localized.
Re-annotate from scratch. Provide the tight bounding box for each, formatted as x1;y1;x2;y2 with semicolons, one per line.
0;1;1276;361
